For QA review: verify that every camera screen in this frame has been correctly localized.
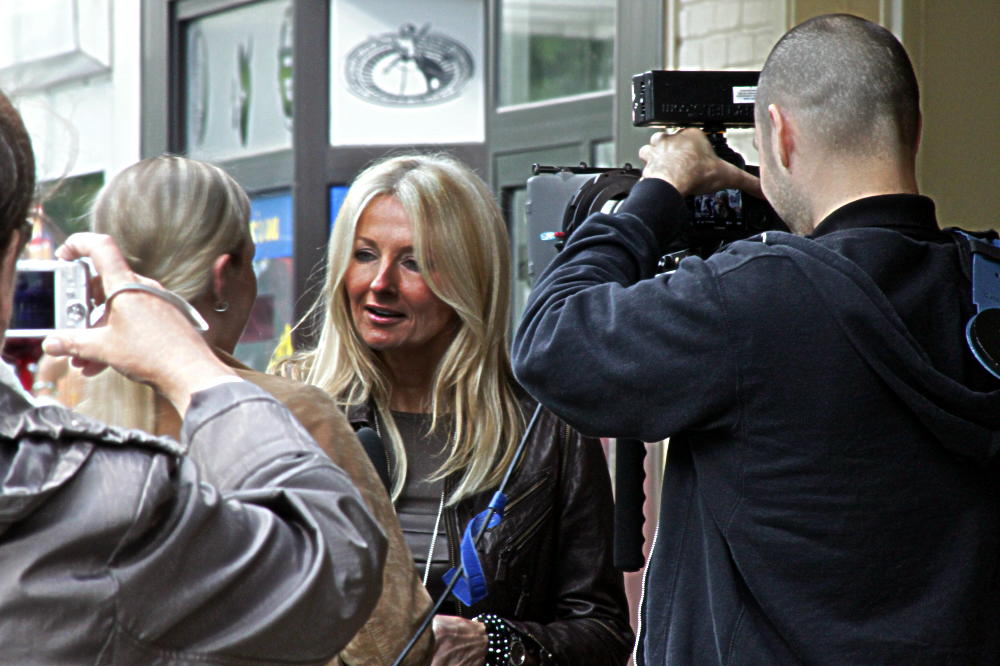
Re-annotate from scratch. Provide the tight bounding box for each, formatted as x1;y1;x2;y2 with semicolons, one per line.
692;188;743;223
11;270;55;330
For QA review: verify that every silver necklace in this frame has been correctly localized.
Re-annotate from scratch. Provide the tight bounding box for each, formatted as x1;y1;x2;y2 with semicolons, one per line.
373;410;447;587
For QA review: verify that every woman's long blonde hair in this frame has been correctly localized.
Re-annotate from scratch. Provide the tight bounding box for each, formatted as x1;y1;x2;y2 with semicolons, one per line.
77;155;250;431
285;154;522;505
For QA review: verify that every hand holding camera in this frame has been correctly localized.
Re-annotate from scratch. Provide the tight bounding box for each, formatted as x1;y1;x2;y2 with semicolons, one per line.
639;128;763;199
40;232;237;414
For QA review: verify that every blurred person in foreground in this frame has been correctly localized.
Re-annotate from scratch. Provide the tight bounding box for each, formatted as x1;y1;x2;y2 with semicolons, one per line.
0;92;386;663
278;154;633;665
514;13;1000;665
76;154;433;665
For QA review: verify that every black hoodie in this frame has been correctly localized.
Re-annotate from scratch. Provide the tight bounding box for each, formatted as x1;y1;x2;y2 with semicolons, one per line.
513;178;1000;664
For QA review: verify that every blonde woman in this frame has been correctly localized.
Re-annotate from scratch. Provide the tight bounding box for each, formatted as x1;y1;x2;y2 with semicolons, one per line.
281;154;632;665
77;155;434;665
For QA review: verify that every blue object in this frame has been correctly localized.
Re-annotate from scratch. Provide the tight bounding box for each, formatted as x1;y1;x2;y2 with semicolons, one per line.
443;491;508;606
955;230;1000;379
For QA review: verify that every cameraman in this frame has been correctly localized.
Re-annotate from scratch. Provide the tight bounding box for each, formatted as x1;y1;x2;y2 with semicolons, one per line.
514;13;1000;665
0;90;385;663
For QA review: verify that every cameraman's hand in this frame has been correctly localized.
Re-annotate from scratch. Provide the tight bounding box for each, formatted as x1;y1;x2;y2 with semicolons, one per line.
41;233;237;415
639;128;763;198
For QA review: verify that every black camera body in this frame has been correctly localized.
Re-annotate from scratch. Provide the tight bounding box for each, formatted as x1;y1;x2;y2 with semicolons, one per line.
525;70;785;281
632;69;758;129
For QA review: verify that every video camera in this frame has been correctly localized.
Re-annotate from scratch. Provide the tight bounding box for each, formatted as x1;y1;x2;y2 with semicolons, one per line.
526;70;786;280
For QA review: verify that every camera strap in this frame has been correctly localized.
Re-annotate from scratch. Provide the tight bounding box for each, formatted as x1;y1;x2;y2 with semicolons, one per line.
93;282;210;332
951;230;1000;379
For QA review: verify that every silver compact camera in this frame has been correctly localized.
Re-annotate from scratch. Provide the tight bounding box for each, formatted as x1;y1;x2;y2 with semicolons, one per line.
8;259;93;338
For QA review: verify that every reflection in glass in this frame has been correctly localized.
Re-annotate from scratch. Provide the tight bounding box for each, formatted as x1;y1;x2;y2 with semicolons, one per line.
505;186;531;322
183;0;293;161
499;0;614;107
236;190;294;371
592;139;615;167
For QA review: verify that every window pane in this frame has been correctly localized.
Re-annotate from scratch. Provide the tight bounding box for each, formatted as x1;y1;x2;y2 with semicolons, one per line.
506;186;531;322
184;0;293;160
499;0;614;107
236;189;295;371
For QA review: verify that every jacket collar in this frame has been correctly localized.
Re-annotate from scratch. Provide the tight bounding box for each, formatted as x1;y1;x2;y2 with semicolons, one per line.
810;194;938;239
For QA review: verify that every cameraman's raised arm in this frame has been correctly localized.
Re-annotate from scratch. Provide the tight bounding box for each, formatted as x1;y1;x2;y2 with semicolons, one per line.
512;130;761;442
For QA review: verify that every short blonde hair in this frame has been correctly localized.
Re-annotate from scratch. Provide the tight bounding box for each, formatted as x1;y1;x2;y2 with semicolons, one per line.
288;154;522;504
79;156;250;431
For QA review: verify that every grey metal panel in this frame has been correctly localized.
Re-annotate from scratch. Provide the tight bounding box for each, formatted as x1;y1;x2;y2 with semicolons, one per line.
140;0;171;158
614;0;666;166
492;94;614;156
493;144;583;190
323;144;488;186
217;149;293;193
176;0;258;21
290;0;330;346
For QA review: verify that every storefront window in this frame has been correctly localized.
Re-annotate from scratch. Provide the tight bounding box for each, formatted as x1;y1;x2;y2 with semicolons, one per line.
183;0;293;161
235;189;294;371
499;0;614;107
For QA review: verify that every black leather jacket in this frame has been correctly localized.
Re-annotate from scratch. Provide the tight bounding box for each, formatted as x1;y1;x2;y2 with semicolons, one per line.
348;397;633;665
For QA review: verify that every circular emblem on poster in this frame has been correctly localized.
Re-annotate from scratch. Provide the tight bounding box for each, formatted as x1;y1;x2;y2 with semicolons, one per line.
345;23;474;106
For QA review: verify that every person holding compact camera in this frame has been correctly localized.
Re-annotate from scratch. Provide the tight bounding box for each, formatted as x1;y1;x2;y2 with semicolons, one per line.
276;153;632;666
514;13;1000;665
0;91;386;663
72;154;435;665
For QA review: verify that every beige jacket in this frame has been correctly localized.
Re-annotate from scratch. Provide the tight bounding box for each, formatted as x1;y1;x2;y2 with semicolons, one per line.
155;350;433;665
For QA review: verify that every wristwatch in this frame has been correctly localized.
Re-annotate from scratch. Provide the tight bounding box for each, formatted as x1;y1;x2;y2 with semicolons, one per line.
507;635;526;665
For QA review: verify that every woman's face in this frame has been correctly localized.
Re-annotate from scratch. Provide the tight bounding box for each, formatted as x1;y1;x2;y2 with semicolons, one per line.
344;195;457;363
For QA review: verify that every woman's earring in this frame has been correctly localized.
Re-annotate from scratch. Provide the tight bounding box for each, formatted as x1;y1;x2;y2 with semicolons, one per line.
214;300;230;313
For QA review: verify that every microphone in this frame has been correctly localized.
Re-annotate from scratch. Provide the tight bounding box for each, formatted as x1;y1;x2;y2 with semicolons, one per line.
355;426;391;492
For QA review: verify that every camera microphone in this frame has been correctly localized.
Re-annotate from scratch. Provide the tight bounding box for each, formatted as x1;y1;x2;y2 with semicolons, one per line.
355;427;390;492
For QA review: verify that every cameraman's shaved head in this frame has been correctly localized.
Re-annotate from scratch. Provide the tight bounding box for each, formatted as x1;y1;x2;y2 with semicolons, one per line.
756;14;920;159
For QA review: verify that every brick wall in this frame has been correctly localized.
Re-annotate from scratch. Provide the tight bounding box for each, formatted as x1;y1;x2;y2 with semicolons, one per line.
672;0;787;160
675;0;786;70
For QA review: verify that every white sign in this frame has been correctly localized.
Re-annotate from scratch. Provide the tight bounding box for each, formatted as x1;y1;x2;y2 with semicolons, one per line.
330;0;485;146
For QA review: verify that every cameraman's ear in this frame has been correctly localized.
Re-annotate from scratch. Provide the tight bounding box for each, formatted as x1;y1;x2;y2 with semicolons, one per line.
767;104;794;169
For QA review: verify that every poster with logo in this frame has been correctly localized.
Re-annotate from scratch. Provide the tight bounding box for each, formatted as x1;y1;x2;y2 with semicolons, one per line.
234;190;294;371
185;0;293;161
329;0;485;146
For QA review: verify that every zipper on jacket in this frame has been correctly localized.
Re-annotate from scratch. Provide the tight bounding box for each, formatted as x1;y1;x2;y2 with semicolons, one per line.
632;521;660;666
441;474;465;618
371;411;393;487
509;505;552;552
496;504;553;584
502;473;550;514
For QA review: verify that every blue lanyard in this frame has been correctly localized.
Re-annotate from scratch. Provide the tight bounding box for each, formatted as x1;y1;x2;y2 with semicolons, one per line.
443;491;508;606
